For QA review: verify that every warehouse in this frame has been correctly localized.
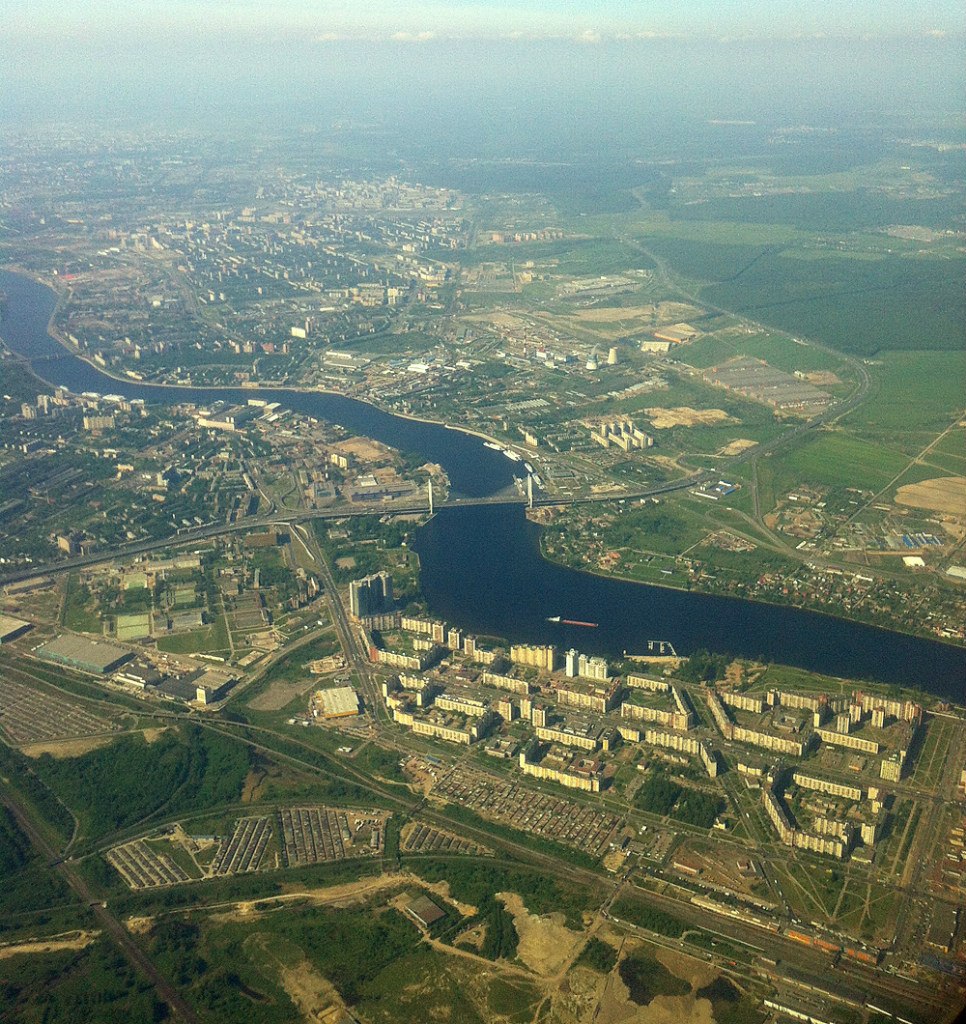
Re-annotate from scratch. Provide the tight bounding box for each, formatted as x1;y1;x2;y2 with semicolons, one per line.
314;686;360;719
35;634;133;674
403;893;445;929
0;615;32;644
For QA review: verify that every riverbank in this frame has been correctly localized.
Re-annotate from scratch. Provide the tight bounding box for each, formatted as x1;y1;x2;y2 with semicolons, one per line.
536;529;965;655
6;265;529;479
3;266;965;694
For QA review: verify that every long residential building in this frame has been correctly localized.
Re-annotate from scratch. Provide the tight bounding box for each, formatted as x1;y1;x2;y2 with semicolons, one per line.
621;701;692;732
642;728;718;778
392;706;495;745
481;670;531;695
854;691;922;724
733;726;807;758
535;723;600;751
791;772;863;802
707;690;733;736
720;691;766;714
518;749;602;793
816;728;879;754
555;678;622;713
400;616;446;642
371;646;438;671
770;690;823;712
763;783;849;858
625;674;670;693
434;693;490;718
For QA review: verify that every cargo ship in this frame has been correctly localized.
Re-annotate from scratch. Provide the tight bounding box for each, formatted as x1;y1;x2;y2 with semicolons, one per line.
547;615;598;628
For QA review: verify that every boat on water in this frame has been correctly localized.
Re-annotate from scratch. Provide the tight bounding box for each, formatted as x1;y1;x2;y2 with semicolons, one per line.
502;448;523;462
483;441;503;451
547;615;598;628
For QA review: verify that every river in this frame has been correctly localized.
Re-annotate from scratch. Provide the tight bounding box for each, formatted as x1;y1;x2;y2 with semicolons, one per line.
2;268;964;697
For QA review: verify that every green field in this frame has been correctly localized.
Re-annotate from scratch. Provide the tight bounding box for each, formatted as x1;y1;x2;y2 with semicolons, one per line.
847;350;966;439
773;432;910;492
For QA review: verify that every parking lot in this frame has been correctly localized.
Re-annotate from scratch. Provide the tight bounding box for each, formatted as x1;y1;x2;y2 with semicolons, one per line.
400;821;491;857
279;806;387;866
210;815;273;875
433;765;619;857
0;677;116;745
107;839;192;889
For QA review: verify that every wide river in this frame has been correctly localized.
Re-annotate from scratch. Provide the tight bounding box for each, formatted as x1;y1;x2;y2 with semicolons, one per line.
2;269;964;698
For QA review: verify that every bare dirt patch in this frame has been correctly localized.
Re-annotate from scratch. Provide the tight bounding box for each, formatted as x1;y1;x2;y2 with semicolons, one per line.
142;727;168;744
633;995;714;1024
0;930;99;960
336;436;390;463
804;371;841;386
20;735;114;759
248;933;353;1024
895;476;966;517
499;892;582;976
241;768;268;803
645;407;735;430
718;438;758;457
421;878;477;917
247;677;317;712
572;305;658;323
654;947;716;990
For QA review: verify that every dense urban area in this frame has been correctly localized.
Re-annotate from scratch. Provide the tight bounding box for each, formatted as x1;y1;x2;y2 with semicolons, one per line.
0;101;964;1024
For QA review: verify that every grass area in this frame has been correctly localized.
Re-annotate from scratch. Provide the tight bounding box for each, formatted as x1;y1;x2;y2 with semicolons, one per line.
847;350;966;441
576;936;618;974
680;329;847;376
776;431;909;492
61;574;102;633
754;664;852;695
143;894;541;1024
156;612;229;655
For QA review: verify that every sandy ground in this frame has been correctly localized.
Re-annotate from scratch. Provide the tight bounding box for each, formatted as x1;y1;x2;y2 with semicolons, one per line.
895;476;966;517
718;438;758;456
571;305;658;323
570;303;699;324
588;946;717;1024
645;407;734;429
248;933;355;1024
21;735;114;759
499;892;583;976
247;677;317;711
336;436;390;462
202;871;476;926
0;930;99;959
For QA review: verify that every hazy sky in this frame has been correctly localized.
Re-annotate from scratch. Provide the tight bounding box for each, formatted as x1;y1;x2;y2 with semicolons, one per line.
5;0;962;43
1;1;962;128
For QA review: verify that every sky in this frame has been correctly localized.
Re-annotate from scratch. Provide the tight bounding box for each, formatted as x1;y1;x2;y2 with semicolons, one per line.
4;0;962;44
1;1;962;127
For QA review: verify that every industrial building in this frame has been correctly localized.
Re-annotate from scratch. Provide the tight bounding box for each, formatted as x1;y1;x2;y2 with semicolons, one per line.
35;634;133;675
0;615;32;644
403;893;446;929
314;686;361;719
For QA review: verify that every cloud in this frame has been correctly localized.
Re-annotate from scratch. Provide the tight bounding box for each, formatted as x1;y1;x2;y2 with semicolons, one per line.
390;30;436;43
576;29;602;45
